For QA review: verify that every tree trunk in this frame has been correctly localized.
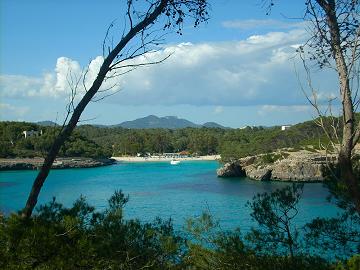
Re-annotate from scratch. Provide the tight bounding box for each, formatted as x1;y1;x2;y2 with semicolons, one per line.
338;150;360;213
317;0;360;213
22;0;168;219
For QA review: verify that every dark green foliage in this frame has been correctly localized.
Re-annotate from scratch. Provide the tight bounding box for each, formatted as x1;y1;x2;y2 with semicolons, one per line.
0;191;182;269
0;140;15;157
0;122;111;158
71;126;223;156
184;184;358;269
335;255;360;270
78;117;341;160
305;213;360;259
303;160;360;259
322;158;360;213
184;208;331;270
1;189;358;269
246;184;304;258
1;115;353;160
219;121;329;161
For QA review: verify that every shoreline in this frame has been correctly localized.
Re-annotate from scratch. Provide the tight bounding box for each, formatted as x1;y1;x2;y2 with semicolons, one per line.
112;155;221;162
0;157;115;171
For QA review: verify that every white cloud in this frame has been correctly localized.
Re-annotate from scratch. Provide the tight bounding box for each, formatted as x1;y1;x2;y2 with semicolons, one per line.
54;57;81;94
0;54;122;104
256;104;342;121
258;105;312;114
222;19;304;31
0;75;44;98
214;106;223;114
0;103;29;118
0;28;339;108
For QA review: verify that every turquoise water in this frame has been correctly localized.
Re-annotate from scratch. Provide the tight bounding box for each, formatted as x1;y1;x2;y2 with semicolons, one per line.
0;161;339;230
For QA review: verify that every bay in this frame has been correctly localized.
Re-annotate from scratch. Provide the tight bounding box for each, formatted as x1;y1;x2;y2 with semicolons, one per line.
0;161;339;231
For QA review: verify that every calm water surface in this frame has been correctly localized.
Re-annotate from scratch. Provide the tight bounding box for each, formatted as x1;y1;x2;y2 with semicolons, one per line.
0;161;339;230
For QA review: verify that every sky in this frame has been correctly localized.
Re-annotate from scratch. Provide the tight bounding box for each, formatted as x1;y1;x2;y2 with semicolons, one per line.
0;0;340;128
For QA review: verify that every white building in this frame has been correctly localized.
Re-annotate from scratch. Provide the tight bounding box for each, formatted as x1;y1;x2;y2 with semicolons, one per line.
22;130;42;138
281;125;292;131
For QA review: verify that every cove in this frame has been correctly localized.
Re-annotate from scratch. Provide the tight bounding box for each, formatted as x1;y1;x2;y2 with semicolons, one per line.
0;161;339;230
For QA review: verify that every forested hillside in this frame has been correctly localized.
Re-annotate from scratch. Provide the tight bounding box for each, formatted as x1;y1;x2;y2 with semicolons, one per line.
0;122;111;159
2;115;354;160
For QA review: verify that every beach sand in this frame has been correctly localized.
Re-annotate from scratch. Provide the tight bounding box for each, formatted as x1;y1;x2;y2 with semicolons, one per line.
111;155;221;162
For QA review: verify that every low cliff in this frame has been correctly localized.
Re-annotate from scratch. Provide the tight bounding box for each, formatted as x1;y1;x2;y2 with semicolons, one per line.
217;150;338;182
0;157;116;171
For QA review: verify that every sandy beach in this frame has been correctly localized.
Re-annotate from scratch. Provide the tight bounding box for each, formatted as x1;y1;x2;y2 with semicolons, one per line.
111;155;221;162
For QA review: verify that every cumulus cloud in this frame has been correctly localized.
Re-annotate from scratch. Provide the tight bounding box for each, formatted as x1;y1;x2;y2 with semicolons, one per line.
0;28;339;108
0;75;44;98
109;28;337;106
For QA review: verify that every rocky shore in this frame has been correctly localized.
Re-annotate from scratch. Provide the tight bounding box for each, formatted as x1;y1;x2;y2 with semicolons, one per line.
0;157;116;171
217;150;339;182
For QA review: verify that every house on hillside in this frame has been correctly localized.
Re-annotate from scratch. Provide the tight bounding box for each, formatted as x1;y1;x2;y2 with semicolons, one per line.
281;125;292;131
22;130;43;138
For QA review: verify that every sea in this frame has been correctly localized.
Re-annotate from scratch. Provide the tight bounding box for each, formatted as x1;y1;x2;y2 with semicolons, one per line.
0;161;339;231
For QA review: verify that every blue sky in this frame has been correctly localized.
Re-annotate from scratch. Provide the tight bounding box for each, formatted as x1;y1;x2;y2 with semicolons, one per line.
0;0;339;127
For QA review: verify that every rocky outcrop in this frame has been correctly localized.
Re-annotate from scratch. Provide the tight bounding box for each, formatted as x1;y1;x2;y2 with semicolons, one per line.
216;160;246;177
0;157;116;171
217;150;338;182
246;166;272;181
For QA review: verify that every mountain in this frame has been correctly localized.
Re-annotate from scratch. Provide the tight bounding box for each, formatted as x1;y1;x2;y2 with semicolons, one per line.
35;116;227;129
116;115;199;129
202;122;226;128
36;121;58;126
113;115;226;129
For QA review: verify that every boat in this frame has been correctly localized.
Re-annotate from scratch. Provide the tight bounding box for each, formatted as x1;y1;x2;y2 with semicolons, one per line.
170;160;180;165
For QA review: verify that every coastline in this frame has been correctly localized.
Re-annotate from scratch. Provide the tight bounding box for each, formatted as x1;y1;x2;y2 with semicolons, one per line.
0;155;220;170
0;157;115;171
112;155;221;162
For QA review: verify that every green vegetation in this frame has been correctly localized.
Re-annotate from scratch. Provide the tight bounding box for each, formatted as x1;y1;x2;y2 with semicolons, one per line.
78;115;359;161
0;191;181;269
0;122;111;159
1;186;358;269
1;115;358;160
260;152;290;164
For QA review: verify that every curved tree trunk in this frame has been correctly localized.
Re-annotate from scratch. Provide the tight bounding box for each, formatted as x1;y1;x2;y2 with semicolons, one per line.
316;0;360;213
338;150;360;213
22;0;169;218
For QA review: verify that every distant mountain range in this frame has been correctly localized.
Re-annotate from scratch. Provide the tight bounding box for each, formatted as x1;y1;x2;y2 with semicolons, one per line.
36;121;58;126
114;115;227;129
35;115;227;129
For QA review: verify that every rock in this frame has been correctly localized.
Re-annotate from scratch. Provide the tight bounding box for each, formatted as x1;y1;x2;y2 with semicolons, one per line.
0;157;116;171
239;156;256;166
271;160;324;181
246;166;272;181
260;169;272;181
0;162;36;170
217;160;246;177
217;150;337;182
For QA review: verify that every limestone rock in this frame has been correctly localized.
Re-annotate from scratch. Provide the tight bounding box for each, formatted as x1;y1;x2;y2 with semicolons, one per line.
0;157;115;171
217;150;337;182
216;160;246;177
271;160;324;181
